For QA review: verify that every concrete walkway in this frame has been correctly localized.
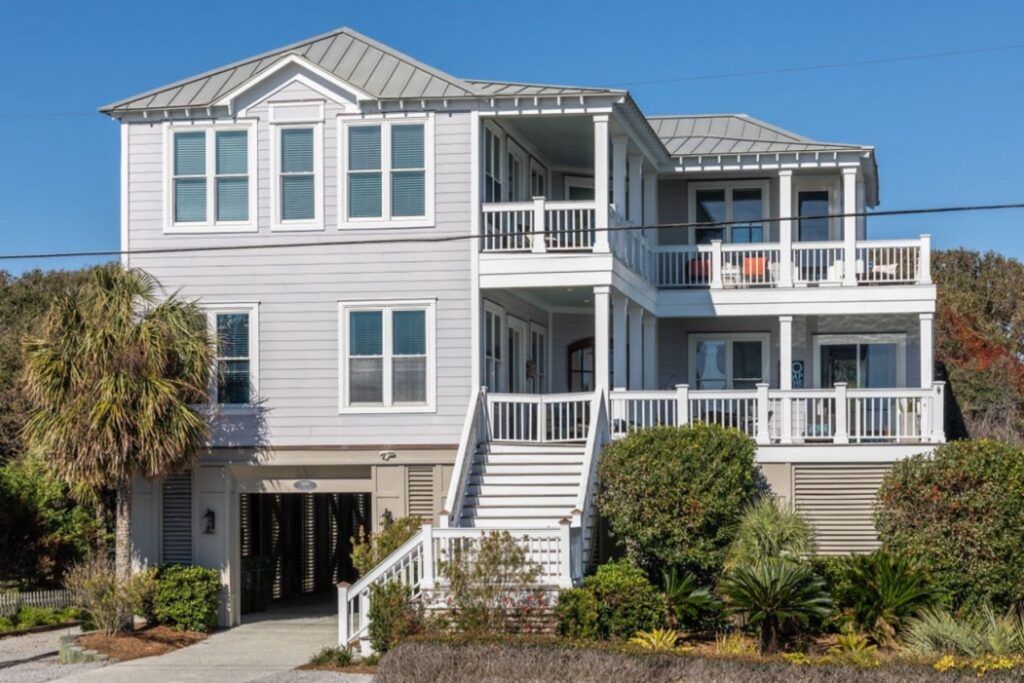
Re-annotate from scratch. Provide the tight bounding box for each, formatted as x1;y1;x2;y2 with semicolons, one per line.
55;596;353;683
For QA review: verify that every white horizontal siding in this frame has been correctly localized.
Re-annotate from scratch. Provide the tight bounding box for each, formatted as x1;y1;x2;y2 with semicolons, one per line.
124;91;473;448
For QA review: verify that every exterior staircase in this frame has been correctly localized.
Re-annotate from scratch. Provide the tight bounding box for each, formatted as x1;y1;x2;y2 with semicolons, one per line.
458;442;587;528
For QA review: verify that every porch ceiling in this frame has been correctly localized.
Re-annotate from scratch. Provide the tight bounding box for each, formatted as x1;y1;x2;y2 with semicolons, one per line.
501;116;594;169
507;286;595;310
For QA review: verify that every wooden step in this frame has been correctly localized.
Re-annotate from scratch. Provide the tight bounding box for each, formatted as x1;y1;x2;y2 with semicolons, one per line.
469;474;581;486
472;463;583;475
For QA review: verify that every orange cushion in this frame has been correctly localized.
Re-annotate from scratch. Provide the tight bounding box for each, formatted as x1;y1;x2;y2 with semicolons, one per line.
743;256;767;277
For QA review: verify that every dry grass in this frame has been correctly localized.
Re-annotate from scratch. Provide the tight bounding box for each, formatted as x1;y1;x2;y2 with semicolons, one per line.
375;638;1021;682
77;625;206;660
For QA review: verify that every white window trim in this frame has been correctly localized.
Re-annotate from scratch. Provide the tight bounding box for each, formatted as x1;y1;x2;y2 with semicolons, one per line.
564;175;594;199
812;333;907;389
338;299;437;414
506;139;529;202
793;175;842;242
687;332;771;389
338;113;435;229
482;120;505;204
506;315;529;393
483;300;506;392
163;120;258;234
204;302;260;413
270;120;325;232
687;179;771;244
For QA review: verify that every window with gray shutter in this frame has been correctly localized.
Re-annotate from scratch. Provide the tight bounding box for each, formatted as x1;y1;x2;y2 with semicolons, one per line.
162;473;193;564
407;466;435;520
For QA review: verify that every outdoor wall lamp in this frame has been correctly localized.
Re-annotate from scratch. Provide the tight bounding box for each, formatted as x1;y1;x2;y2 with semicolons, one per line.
203;509;216;534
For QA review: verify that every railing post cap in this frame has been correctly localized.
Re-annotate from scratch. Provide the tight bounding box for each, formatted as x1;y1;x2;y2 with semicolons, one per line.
559;517;572;525
336;581;351;589
834;381;848;387
756;382;769;388
675;383;689;390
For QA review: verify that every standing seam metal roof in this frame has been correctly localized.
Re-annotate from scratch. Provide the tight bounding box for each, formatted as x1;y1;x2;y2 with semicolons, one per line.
647;114;871;156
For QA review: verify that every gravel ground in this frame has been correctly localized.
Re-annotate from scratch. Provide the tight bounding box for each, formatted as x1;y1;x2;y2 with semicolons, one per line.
0;626;107;682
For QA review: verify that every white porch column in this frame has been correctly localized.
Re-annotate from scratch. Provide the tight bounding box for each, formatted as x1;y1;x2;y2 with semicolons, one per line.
642;315;658;389
612;291;628;391
920;312;934;387
593;115;610;252
842;167;859;286
779;315;793;390
778;170;793;287
628;153;643;224
611;135;628;219
628;303;643;390
643;171;658;234
593;286;611;394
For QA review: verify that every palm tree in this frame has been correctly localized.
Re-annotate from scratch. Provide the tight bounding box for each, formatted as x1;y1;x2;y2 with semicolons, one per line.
21;265;212;587
719;558;831;654
725;496;818;570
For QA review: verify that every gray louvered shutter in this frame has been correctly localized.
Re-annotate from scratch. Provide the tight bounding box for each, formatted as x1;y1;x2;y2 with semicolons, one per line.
162;473;193;564
406;466;435;520
793;464;890;555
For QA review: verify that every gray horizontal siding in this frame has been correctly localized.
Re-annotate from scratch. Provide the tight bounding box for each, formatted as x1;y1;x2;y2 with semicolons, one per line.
124;86;473;449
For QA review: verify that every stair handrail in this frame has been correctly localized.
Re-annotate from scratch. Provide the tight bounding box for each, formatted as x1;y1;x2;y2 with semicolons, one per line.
440;386;487;528
570;389;611;581
337;523;431;649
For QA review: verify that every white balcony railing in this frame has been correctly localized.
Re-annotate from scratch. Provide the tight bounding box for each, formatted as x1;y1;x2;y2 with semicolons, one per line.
481;199;596;253
486;392;594;442
609;382;945;445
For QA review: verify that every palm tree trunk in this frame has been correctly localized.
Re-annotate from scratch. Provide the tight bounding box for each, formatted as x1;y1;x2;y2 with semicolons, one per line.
760;615;780;655
114;479;132;584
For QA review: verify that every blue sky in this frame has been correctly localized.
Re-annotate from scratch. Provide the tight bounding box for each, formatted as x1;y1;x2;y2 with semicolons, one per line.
0;0;1022;274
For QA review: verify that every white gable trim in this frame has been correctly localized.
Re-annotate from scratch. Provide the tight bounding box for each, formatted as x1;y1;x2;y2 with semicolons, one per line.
216;54;375;115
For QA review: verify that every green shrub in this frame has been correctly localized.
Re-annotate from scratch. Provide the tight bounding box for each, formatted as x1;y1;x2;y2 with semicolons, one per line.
15;605;63;628
368;581;423;653
718;558;831;654
351;516;422;576
832;550;939;646
875;439;1024;612
555;588;600;640
597;424;760;581
125;567;158;623
0;616;13;632
309;645;354;667
725;496;817;569
660;568;717;631
903;605;1024;657
153;564;220;632
436;530;545;635
582;559;666;639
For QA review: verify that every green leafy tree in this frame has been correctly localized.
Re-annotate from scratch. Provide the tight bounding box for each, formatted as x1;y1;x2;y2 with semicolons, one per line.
875;439;1024;612
597;424;760;581
21;265;213;589
725;496;817;570
718;558;831;655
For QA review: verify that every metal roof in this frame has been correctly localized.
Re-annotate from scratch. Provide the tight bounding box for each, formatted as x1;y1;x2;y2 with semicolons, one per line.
647;114;871;157
463;79;625;97
100;27;481;113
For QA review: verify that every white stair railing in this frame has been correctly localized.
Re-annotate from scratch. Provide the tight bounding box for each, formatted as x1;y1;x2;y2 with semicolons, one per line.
486;392;594;442
570;390;610;580
441;387;487;528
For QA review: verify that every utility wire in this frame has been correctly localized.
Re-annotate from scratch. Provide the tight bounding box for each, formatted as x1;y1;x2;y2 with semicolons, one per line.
611;44;1024;87
0;202;1022;262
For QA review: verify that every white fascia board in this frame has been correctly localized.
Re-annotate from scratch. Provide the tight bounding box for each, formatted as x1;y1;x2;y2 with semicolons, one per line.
655;284;937;317
756;444;937;463
215;54;375;112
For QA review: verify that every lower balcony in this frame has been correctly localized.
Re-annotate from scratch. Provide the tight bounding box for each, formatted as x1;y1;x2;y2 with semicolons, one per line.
483;384;946;446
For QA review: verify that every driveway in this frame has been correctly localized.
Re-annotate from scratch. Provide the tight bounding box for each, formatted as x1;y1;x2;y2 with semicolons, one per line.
54;596;367;683
0;625;105;683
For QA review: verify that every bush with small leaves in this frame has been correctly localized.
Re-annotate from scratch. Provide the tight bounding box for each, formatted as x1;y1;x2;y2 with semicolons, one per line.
581;559;666;640
153;564;221;632
351;516;423;576
64;554;133;635
309;646;354;667
555;588;600;640
368;581;423;653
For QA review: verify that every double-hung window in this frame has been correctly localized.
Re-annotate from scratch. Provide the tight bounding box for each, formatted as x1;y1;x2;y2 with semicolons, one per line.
272;123;323;230
206;304;259;407
340;301;435;412
689;333;769;390
688;181;769;244
168;124;255;231
341;117;433;226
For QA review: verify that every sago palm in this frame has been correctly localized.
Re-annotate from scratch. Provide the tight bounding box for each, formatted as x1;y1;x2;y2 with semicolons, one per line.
21;266;212;592
719;558;831;654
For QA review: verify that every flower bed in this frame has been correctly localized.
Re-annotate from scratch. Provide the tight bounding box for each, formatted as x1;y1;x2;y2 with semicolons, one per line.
76;625;206;661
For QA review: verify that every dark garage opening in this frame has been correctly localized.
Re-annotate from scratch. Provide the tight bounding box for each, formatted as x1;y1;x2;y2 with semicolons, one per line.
239;492;370;613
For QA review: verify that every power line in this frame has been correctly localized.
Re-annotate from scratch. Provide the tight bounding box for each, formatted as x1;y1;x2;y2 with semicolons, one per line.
609;44;1024;87
1;202;1022;263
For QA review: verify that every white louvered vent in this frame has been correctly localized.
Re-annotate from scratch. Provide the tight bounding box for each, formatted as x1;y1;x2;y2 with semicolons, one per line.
407;466;435;521
161;473;193;564
793;464;890;555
